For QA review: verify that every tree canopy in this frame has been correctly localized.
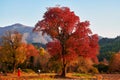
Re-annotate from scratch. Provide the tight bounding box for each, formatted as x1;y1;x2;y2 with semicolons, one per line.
33;6;99;77
0;31;26;73
0;30;39;73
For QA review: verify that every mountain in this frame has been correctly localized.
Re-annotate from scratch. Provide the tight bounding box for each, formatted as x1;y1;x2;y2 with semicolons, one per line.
99;36;103;40
0;23;52;44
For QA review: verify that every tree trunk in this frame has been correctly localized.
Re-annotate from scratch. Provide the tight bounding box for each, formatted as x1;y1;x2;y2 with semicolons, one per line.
13;60;17;73
61;49;67;77
61;64;66;77
60;34;68;77
13;65;16;73
12;52;16;73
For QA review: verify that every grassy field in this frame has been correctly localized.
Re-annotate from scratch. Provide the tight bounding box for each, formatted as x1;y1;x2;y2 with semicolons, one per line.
0;72;99;80
1;73;120;80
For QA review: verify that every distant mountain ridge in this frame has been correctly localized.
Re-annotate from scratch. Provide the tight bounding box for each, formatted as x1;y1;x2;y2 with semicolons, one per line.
0;23;33;35
0;23;52;44
99;36;120;52
0;23;119;44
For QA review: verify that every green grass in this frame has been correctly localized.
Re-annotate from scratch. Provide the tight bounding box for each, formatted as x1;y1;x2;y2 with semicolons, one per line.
29;78;53;80
72;73;93;78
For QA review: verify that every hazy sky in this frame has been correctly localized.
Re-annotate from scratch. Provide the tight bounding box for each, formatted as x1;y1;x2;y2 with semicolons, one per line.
0;0;120;38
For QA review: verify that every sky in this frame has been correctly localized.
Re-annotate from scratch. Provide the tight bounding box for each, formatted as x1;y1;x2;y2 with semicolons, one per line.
0;0;120;38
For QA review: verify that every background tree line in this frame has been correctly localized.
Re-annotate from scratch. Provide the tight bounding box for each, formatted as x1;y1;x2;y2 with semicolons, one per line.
0;30;99;75
98;36;120;61
0;30;120;75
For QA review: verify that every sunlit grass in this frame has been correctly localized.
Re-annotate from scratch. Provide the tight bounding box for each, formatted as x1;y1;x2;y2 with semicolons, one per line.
72;73;93;78
0;73;98;80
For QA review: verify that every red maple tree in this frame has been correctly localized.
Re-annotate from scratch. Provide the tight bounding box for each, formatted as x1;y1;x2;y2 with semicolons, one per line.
25;44;39;58
33;6;99;77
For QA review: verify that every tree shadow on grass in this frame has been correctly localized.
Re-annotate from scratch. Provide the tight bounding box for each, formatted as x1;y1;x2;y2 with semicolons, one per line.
52;74;77;79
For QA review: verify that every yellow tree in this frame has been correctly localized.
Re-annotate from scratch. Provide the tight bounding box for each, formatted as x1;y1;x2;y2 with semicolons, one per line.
38;47;50;72
0;30;26;73
39;47;45;55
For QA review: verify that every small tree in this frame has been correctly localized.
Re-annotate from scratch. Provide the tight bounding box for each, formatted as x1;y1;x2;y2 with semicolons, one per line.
38;47;50;72
33;6;99;77
24;44;39;69
109;52;120;73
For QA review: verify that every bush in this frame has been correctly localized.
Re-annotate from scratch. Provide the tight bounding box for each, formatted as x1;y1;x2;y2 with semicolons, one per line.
109;52;120;73
22;69;35;73
77;66;88;73
94;63;108;73
88;67;99;74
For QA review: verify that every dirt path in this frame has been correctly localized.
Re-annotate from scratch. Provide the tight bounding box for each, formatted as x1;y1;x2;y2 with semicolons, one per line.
95;74;120;80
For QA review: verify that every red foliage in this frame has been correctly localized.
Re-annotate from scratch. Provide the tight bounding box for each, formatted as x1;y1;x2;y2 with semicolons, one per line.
47;39;62;56
34;7;79;37
33;6;99;76
26;44;39;58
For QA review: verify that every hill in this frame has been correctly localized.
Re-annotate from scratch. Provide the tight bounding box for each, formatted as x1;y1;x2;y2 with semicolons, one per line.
98;36;120;61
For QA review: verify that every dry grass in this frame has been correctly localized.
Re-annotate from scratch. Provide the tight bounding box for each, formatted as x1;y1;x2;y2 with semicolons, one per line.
0;73;90;80
1;73;120;80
